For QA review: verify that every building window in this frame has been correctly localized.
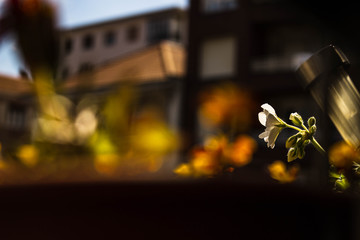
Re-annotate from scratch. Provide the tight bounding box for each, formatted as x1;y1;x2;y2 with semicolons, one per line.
64;38;73;55
104;30;116;47
200;36;236;79
126;25;139;43
250;24;321;73
147;18;170;43
78;63;94;73
5;103;26;130
82;34;94;50
202;0;238;13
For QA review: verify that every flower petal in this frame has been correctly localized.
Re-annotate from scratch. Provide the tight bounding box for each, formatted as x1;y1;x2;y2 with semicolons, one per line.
268;127;282;149
258;112;267;126
266;114;281;127
261;103;276;116
259;131;269;139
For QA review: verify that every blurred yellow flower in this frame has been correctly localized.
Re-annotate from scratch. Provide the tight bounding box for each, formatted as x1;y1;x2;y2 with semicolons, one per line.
129;108;178;172
131;121;177;155
17;145;39;167
35;117;75;144
173;163;193;177
268;160;299;183
329;141;360;169
75;107;98;144
90;131;120;174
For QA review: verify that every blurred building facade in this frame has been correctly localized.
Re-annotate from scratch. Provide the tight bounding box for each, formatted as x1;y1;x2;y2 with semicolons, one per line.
60;40;185;133
58;7;187;80
0;7;187;169
0;40;186;169
0;74;33;148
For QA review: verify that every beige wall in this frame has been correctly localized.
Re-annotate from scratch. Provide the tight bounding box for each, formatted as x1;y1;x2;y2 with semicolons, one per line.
200;36;236;79
59;9;187;80
60;18;148;77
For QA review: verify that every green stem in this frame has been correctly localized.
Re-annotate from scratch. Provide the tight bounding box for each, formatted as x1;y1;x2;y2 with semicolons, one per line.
310;137;326;154
285;123;302;132
301;123;309;131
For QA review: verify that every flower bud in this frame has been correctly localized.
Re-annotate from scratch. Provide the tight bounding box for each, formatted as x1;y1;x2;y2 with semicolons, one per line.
285;135;297;149
295;132;304;138
287;147;297;162
289;112;303;127
296;136;304;148
309;125;317;135
307;117;316;127
298;147;305;159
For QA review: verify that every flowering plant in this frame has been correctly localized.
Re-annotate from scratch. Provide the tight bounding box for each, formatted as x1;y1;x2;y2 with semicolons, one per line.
258;103;324;162
259;103;360;192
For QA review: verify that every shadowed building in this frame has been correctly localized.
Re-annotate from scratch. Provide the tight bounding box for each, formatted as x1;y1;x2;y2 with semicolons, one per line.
61;40;185;133
0;74;34;148
58;7;187;80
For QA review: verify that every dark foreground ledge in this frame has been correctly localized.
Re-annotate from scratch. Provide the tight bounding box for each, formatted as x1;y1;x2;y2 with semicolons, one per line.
0;180;358;240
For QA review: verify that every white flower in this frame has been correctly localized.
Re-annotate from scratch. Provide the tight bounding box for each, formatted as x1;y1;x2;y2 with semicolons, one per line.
258;103;285;149
75;107;98;143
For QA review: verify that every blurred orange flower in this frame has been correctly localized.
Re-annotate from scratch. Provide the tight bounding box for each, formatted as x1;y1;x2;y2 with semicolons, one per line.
329;141;360;169
198;83;255;130
203;134;228;155
191;148;221;176
224;135;257;167
174;134;257;177
268;160;299;183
